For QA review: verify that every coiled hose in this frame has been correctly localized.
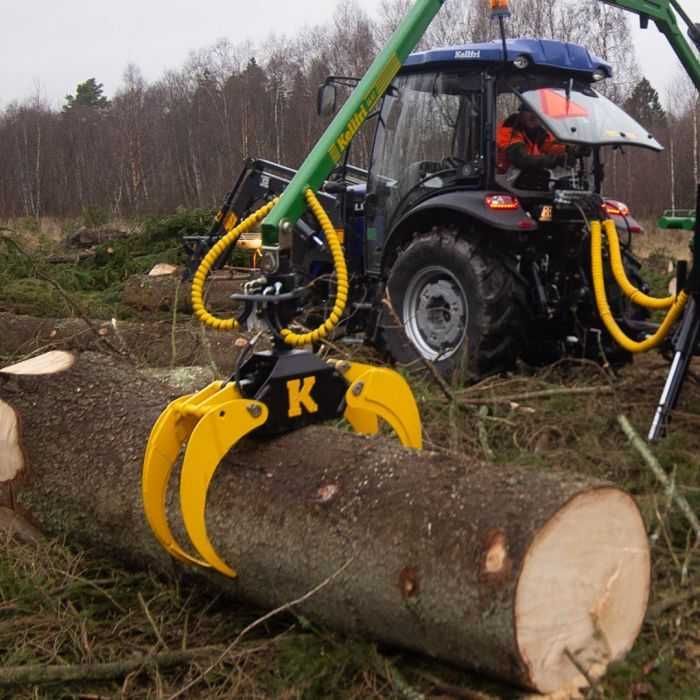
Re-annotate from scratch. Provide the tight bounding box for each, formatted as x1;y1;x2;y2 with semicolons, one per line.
191;189;348;347
280;189;348;347
191;198;279;331
590;219;687;353
602;218;675;310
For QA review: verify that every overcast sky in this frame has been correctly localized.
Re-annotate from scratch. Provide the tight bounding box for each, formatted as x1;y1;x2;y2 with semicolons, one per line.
1;0;697;110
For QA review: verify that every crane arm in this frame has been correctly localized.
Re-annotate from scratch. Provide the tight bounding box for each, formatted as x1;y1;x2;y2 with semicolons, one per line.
599;0;700;91
260;0;446;246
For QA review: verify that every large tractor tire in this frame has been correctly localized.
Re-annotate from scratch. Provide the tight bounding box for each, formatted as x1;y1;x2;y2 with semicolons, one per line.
378;227;528;382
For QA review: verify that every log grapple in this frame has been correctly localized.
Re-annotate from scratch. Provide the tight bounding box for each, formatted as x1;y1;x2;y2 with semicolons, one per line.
140;0;453;576
142;190;422;577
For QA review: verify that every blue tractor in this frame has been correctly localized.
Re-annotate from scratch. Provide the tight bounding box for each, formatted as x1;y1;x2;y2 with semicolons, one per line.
187;37;662;382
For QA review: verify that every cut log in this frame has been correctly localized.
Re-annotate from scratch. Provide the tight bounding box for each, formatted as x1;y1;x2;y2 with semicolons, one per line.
68;226;130;248
0;352;650;694
121;273;246;313
148;263;178;277
0;312;250;372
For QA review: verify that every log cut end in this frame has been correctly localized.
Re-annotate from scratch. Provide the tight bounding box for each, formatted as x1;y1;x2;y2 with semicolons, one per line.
0;399;24;482
1;351;75;376
515;487;650;693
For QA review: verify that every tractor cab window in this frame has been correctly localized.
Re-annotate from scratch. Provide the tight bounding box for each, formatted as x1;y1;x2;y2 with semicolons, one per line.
369;71;483;234
495;75;663;193
495;88;575;192
514;78;662;151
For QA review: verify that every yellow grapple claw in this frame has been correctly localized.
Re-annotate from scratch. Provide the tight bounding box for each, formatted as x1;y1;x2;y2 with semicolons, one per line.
179;399;268;577
142;381;231;567
334;362;423;449
342;363;422;449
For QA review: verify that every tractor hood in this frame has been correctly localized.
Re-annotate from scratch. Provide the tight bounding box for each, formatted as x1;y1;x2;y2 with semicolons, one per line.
518;83;663;152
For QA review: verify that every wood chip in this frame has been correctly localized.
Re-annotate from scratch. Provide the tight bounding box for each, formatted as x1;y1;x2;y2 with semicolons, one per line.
148;263;178;277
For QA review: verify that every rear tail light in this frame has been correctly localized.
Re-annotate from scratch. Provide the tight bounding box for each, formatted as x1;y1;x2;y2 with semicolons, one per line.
603;200;641;232
603;200;630;217
485;194;520;210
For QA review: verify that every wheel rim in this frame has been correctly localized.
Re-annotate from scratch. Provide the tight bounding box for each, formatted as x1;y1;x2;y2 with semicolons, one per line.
402;265;468;361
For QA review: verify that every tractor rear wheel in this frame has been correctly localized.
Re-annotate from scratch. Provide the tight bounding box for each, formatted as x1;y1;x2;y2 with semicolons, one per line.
377;228;528;382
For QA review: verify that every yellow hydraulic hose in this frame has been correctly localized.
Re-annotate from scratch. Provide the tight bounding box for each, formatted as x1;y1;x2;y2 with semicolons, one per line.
191;198;279;331
280;189;348;347
603;218;675;310
191;189;348;346
590;220;688;353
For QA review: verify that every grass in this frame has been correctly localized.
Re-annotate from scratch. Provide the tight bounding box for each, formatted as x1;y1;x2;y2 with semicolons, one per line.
0;210;214;319
0;537;414;699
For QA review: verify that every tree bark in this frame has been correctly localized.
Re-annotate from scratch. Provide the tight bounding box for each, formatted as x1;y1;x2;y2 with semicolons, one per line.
0;352;650;694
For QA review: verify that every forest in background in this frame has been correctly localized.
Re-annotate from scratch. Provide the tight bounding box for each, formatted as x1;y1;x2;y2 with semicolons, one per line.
0;0;698;221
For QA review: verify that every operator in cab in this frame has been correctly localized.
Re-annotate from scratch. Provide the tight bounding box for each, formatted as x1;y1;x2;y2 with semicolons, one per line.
497;103;570;190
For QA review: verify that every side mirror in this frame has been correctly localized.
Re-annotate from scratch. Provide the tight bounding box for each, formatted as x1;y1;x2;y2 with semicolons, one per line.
317;83;337;117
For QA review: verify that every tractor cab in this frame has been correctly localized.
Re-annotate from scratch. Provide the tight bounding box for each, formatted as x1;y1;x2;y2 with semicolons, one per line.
361;38;662;274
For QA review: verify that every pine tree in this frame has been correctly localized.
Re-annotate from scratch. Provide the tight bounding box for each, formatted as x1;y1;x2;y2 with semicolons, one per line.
63;78;111;112
623;78;666;129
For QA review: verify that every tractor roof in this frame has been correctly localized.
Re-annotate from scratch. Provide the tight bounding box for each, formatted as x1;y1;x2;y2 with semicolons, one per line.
403;38;613;79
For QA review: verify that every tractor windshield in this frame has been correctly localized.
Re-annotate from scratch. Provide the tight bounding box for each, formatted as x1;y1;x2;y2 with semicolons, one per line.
511;77;663;152
369;71;483;230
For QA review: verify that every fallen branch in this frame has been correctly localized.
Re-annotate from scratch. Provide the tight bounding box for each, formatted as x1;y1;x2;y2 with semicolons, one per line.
414;670;499;700
647;585;700;620
46;251;97;264
477;406;494;460
617;414;700;545
167;558;353;700
459;386;613;406
0;234;130;361
0;647;221;687
670;409;700;424
564;648;602;698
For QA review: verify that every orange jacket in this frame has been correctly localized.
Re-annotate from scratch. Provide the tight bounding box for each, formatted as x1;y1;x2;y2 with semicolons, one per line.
496;121;566;173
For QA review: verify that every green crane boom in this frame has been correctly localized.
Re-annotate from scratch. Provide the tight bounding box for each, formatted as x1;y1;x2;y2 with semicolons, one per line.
260;0;445;246
600;0;699;91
